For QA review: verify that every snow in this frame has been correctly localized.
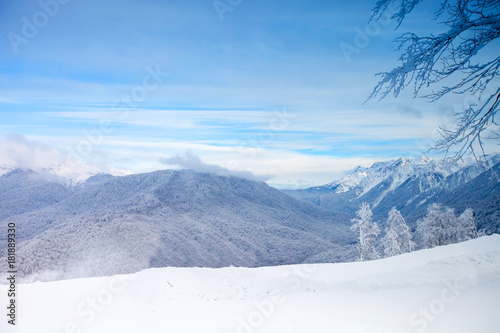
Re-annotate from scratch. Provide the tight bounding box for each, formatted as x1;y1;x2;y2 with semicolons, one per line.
1;235;499;333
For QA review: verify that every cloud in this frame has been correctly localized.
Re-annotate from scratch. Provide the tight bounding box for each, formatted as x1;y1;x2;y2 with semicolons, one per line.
3;133;55;171
159;151;274;182
0;133;129;183
397;105;423;119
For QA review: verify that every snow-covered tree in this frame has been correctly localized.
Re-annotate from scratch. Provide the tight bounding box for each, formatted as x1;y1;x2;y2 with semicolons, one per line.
381;207;413;257
417;204;456;248
351;202;381;261
417;204;477;249
368;0;500;159
457;208;478;241
442;206;460;243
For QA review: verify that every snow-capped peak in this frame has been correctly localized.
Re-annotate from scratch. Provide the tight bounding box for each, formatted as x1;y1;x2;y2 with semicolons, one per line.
328;157;454;196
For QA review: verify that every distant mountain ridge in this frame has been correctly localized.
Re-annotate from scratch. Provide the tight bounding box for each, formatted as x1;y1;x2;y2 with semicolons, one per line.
0;169;354;282
284;155;500;233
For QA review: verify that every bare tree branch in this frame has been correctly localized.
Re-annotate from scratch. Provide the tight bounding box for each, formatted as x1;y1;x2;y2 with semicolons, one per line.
368;0;500;160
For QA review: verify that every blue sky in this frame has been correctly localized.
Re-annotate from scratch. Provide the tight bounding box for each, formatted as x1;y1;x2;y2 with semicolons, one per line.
1;0;497;187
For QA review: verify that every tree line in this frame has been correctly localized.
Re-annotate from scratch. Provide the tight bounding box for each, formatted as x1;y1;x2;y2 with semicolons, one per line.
351;202;478;261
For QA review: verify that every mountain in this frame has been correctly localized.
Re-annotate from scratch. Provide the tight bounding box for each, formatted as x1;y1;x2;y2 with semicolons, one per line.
0;169;73;220
3;154;498;283
437;163;500;234
284;155;500;232
0;169;354;282
2;235;499;333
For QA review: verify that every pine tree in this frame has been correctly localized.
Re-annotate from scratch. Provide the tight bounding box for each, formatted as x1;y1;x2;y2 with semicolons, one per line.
381;207;413;257
351;202;380;261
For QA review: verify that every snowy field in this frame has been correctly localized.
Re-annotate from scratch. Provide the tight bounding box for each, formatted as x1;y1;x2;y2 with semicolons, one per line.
2;235;500;333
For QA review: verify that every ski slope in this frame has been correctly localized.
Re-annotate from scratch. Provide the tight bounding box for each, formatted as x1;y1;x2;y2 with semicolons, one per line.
2;235;500;333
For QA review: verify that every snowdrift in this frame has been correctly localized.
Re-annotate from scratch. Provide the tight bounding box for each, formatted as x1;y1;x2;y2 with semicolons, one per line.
1;235;499;333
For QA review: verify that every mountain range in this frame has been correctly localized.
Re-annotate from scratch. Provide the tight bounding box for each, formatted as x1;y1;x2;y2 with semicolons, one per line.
0;169;354;282
1;154;499;282
284;155;500;233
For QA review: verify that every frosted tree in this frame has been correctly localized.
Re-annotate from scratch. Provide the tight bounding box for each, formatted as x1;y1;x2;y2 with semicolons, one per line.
381;228;401;258
418;204;479;248
457;208;478;241
442;206;460;243
417;203;480;248
381;207;413;257
417;204;455;248
368;0;500;159
351;202;381;261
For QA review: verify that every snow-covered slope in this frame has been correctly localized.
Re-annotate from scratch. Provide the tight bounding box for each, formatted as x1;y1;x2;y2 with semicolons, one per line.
2;235;499;333
0;169;73;220
437;162;500;234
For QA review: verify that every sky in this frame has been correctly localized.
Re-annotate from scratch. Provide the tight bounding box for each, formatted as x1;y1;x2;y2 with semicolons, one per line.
0;0;498;188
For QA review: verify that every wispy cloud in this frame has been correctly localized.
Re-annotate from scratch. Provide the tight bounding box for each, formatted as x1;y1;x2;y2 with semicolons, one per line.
2;1;496;187
397;105;423;119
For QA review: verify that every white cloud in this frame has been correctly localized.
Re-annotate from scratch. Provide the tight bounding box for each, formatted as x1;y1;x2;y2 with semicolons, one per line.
42;106;447;143
0;134;129;183
17;134;387;187
159;151;274;182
